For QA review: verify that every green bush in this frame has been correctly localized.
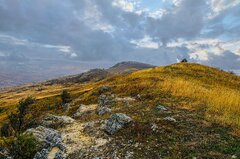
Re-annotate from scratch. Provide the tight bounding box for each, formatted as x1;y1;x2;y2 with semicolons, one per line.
5;133;39;159
61;90;71;105
1;97;36;137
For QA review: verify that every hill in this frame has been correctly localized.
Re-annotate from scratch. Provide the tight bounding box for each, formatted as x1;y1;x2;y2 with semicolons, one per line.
107;61;155;74
45;61;155;84
0;62;239;158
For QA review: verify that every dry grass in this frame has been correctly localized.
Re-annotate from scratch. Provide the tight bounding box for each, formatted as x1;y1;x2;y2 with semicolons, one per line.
0;62;239;130
98;63;240;129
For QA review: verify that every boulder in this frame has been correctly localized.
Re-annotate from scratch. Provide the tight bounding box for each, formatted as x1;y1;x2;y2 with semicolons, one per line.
42;115;75;128
26;126;66;159
26;126;64;149
73;104;98;118
98;94;115;108
105;113;132;135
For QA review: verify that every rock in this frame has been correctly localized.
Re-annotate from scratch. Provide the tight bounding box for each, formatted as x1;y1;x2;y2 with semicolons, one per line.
73;105;85;118
0;147;12;159
151;124;158;132
115;97;135;102
62;103;71;112
99;86;112;94
34;149;49;159
54;151;66;159
42;114;75;128
98;94;115;108
26;126;66;159
232;155;237;159
26;126;64;149
97;107;111;115
163;117;177;122
156;105;168;111
105;113;132;135
73;104;98;118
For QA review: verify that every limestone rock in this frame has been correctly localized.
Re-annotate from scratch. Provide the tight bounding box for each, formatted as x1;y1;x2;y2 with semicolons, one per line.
156;105;168;111
105;113;132;135
163;117;177;122
42;115;75;128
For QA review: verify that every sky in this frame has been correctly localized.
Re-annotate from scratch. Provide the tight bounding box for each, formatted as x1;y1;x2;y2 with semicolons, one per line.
0;0;240;77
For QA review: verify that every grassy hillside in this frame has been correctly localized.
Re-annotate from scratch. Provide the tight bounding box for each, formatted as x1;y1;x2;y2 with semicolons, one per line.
0;62;240;158
0;63;239;130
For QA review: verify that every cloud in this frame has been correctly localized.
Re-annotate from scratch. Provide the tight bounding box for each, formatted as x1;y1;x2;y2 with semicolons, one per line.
0;0;239;73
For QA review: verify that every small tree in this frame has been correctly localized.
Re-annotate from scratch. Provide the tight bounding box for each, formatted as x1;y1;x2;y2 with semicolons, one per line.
61;90;71;105
8;97;35;135
4;133;39;159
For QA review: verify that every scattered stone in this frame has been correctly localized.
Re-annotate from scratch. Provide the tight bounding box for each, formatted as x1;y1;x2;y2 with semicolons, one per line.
0;148;12;159
115;97;135;102
156;105;168;111
73;104;97;118
151;124;158;132
105;113;132;135
99;86;112;94
62;103;71;112
42;115;75;128
98;94;115;108
163;117;177;122
232;155;237;159
73;104;85;118
136;94;141;100
97;107;111;115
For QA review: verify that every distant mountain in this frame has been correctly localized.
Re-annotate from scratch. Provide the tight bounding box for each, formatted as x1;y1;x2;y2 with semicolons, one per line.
108;61;155;74
46;61;155;84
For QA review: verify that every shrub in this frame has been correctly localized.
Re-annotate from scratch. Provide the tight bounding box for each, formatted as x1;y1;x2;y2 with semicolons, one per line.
4;133;39;159
61;90;71;105
181;58;188;63
4;97;36;136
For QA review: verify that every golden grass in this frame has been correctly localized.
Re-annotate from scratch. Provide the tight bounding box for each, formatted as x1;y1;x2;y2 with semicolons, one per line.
99;63;240;128
0;62;239;130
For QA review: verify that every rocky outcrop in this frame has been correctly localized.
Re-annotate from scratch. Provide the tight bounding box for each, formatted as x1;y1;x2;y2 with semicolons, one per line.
97;94;115;115
105;113;132;135
26;126;66;159
42;115;75;129
97;107;111;115
98;94;115;108
73;104;97;118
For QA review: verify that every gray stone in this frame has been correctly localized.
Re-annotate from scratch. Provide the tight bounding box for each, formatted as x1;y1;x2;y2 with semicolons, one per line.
151;124;158;132
42;114;75;128
156;105;168;111
26;126;64;149
98;94;115;108
34;149;49;159
163;117;177;122
105;113;132;135
99;86;112;94
26;126;66;159
54;151;66;159
73;104;85;118
0;147;12;159
97;107;111;115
